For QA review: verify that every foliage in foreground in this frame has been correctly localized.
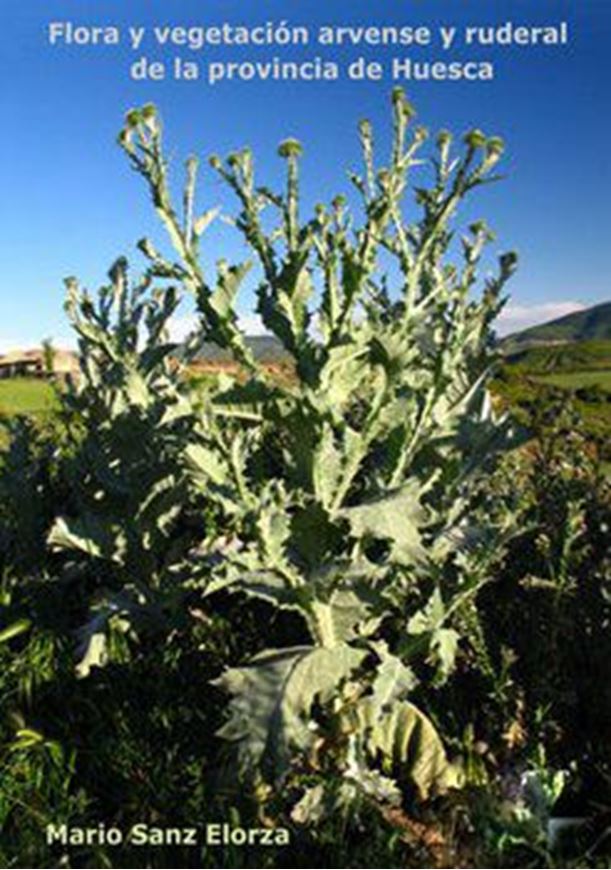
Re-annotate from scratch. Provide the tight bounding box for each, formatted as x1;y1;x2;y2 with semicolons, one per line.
0;92;610;868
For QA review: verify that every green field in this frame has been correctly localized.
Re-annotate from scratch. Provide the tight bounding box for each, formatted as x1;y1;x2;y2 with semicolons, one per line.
493;339;611;468
0;377;57;417
534;368;611;391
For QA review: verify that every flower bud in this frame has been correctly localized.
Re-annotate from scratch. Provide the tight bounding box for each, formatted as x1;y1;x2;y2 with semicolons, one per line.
500;251;518;276
140;103;158;134
392;87;416;120
391;85;405;106
463;129;487;150
470;219;488;236
436;130;452;150
278;138;303;159
486;136;505;158
358;119;372;139
125;109;141;129
117;128;133;149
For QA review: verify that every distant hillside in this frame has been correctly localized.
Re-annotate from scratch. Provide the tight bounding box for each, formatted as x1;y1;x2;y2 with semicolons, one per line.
195;335;287;363
503;301;611;352
504;339;611;373
194;301;611;362
495;308;611;469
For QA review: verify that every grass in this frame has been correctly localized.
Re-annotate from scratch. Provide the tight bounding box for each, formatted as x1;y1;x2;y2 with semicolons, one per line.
0;378;58;417
534;369;611;391
493;344;611;469
504;339;611;372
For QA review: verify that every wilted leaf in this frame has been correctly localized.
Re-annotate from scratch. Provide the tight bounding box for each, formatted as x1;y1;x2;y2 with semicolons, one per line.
353;698;462;800
215;644;366;776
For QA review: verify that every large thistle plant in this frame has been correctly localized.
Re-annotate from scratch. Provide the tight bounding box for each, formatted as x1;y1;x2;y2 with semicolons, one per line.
50;89;519;818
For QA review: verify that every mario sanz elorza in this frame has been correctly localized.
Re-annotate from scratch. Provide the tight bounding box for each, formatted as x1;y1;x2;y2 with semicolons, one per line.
46;823;290;847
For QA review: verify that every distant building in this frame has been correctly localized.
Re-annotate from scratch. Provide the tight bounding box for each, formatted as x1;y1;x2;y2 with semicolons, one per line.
0;348;78;380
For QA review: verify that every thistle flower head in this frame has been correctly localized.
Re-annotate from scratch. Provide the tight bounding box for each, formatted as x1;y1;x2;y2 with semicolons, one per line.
470;219;488;236
414;126;429;144
500;251;519;276
358;119;372;139
464;129;487;150
278;138;303;159
125;108;141;129
117;128;134;149
391;85;404;106
436;130;452;150
392;87;416;120
486;136;505;158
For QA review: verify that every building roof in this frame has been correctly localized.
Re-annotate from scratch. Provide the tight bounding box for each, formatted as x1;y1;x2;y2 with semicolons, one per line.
0;348;77;368
0;349;43;365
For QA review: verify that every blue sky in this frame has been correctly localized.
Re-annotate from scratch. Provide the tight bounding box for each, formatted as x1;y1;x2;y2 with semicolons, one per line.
0;0;609;348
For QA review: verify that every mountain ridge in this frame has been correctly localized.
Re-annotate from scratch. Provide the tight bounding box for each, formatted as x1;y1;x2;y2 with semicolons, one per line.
502;300;611;351
192;300;611;361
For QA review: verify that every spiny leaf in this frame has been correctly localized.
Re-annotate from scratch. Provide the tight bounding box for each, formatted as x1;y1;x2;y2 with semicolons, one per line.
369;648;417;709
340;479;428;565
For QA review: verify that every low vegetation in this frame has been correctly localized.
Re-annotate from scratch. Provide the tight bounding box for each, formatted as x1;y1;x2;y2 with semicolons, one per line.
493;339;611;465
0;377;57;418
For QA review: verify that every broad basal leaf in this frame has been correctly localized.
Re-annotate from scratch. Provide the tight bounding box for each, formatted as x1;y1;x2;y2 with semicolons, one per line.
352;698;462;800
215;643;366;777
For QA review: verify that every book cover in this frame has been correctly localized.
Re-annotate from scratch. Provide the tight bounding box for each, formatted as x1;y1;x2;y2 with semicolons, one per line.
1;1;610;867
